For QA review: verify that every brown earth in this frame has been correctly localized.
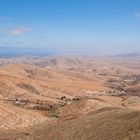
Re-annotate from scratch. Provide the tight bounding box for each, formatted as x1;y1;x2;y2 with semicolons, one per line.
0;55;140;140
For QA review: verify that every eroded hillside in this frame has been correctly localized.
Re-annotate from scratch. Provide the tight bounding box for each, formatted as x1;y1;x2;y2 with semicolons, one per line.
0;56;140;140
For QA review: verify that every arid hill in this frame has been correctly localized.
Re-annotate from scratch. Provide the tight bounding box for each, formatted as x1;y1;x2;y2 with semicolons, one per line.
0;56;140;140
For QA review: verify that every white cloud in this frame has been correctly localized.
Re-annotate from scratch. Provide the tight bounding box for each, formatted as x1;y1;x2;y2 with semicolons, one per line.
9;27;31;35
134;12;140;17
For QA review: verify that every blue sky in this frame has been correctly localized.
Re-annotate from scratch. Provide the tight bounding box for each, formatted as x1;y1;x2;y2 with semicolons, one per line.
0;0;140;55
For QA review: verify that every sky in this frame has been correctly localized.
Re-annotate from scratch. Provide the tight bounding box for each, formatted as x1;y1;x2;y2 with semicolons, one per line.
0;0;140;55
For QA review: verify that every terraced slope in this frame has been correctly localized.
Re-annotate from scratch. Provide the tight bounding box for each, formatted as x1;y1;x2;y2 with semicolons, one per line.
42;108;140;140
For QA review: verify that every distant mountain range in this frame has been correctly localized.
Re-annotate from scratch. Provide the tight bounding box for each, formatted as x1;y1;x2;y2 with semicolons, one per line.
115;53;140;57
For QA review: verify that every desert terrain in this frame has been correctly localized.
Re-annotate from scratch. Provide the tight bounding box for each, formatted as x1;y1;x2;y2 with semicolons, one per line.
0;55;140;140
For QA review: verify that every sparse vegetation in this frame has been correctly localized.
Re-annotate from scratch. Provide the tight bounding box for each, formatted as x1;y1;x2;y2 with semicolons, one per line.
16;83;40;95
